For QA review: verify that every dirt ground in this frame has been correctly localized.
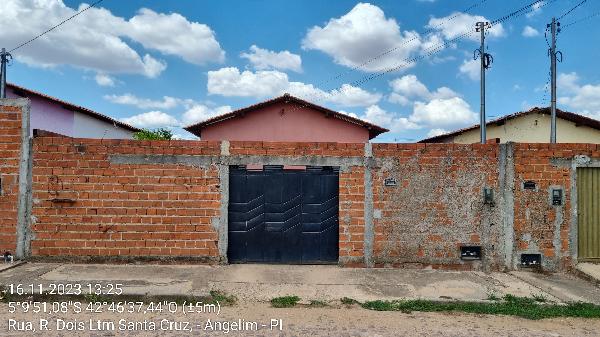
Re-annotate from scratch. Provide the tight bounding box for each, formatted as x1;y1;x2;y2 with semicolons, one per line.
1;302;600;337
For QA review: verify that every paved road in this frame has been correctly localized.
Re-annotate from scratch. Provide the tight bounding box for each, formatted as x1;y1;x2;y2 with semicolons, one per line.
1;302;600;337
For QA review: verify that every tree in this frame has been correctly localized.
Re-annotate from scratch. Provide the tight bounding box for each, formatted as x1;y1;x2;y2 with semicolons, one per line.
133;128;173;140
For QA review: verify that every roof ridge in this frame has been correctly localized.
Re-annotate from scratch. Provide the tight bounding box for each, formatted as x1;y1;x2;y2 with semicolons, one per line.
183;93;389;140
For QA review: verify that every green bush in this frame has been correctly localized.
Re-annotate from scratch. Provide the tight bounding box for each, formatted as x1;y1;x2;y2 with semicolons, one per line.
133;128;173;140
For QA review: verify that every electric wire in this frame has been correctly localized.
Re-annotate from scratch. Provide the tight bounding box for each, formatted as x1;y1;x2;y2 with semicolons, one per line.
323;0;493;86
282;0;557;114
562;10;600;29
557;0;588;20
9;0;106;53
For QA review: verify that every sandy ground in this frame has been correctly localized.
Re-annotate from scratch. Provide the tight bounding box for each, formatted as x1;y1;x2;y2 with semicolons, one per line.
1;302;600;337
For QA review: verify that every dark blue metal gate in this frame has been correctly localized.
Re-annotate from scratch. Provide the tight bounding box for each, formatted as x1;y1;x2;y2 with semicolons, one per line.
228;166;339;264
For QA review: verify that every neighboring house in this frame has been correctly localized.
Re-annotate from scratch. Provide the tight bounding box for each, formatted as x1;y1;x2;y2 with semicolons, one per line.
6;83;139;139
420;107;600;144
184;93;388;143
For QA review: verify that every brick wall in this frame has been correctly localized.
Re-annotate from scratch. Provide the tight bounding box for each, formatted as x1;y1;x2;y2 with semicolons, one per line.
371;143;501;270
31;137;222;261
512;143;600;270
0;101;23;254
2;125;597;270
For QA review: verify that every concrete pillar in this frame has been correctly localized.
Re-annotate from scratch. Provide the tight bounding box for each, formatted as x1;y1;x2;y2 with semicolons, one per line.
363;142;374;267
14;99;31;259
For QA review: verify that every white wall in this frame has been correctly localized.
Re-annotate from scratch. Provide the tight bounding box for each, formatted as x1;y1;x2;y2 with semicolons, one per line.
72;111;134;139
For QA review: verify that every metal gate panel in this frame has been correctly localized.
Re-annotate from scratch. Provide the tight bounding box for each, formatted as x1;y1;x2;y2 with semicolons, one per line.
578;168;600;260
228;167;339;264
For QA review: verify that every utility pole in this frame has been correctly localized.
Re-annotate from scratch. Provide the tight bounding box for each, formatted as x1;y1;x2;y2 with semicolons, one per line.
548;18;561;143
0;48;12;99
475;22;493;144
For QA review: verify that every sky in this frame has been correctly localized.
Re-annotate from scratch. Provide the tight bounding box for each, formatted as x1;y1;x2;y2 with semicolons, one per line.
1;0;600;142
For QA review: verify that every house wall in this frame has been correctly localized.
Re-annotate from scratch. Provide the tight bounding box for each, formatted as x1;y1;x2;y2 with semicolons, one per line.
7;90;73;137
72;112;134;139
201;101;370;143
451;112;600;144
7;89;134;139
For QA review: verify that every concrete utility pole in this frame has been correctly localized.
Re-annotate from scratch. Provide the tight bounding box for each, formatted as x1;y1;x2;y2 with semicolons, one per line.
475;22;493;144
0;48;12;99
548;18;561;143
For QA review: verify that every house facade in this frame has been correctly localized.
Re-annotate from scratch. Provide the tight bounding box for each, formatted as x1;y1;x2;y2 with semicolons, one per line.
7;83;138;139
420;107;600;144
184;94;388;143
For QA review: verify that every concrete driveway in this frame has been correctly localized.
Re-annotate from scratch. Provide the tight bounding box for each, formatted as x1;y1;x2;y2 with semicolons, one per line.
1;263;600;304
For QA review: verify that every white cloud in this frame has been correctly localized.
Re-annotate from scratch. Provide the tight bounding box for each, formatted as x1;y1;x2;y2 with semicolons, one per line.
301;3;422;72
558;72;600;119
207;67;289;98
427;128;448;137
0;1;223;77
118;103;232;128
126;8;225;65
526;1;544;18
360;105;420;133
328;84;382;107
558;72;580;93
181;105;232;126
522;26;540;37
121;111;179;128
390;75;430;99
428;12;505;42
207;67;381;107
387;74;474;129
241;45;302;72
389;75;458;101
104;94;180;110
95;73;116;87
410;97;477;128
459;59;480;81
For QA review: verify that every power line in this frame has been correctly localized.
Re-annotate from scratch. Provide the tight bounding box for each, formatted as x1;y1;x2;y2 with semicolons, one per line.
337;0;555;98
324;0;492;85
562;10;600;29
9;0;106;53
283;0;556;116
557;0;588;20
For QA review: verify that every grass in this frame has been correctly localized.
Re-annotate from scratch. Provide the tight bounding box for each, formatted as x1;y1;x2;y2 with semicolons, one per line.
486;292;500;301
271;295;300;308
361;294;600;320
209;290;237;306
341;297;359;305
309;300;328;307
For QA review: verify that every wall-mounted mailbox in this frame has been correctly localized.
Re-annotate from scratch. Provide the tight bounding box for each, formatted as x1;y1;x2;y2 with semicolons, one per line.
460;246;482;260
524;181;537;190
483;187;494;205
520;253;541;267
384;178;397;187
552;189;563;206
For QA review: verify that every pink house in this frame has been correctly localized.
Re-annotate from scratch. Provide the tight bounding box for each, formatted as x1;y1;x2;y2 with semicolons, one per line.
184;94;388;143
6;83;139;139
